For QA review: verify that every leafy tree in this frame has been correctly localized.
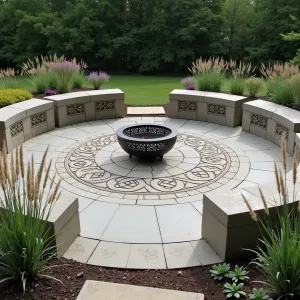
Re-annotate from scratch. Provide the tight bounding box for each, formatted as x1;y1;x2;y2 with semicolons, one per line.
281;16;300;64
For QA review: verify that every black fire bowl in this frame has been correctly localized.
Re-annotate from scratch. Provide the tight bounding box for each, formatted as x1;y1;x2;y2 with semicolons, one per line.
116;123;178;161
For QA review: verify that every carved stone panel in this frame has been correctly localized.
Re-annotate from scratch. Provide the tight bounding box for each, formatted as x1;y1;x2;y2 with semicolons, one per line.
67;103;85;116
178;101;197;112
31;111;47;128
275;122;289;139
10;120;23;137
250;113;267;129
96;100;115;111
207;103;226;116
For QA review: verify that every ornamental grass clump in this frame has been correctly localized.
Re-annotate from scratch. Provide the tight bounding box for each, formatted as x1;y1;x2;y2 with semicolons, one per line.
243;134;300;299
245;78;263;97
269;79;294;105
229;77;245;95
196;71;223;92
88;71;110;89
51;61;80;93
0;144;62;293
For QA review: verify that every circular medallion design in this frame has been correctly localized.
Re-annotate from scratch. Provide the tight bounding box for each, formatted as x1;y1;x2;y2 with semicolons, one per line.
63;133;237;195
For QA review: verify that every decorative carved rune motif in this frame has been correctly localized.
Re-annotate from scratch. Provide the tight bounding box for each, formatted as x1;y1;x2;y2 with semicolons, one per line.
275;123;289;139
96;100;115;111
64;133;233;195
250;113;267;129
10;120;23;137
178;101;197;112
66;103;85;116
31;111;47;128
207;103;226;116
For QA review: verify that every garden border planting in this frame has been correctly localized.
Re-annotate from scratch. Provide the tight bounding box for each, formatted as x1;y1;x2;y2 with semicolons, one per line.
167;89;249;127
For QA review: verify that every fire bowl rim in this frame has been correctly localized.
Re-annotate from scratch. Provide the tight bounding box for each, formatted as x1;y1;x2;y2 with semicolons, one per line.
116;123;178;142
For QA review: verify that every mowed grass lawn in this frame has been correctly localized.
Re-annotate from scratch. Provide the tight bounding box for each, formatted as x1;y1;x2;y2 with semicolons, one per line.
2;75;267;106
3;75;181;106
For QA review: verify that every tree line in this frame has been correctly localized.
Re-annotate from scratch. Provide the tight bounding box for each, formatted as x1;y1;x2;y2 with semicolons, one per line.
0;0;299;73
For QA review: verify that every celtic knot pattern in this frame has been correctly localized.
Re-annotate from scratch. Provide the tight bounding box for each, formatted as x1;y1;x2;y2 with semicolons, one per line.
178;101;197;112
64;133;234;195
10;120;23;137
250;113;267;129
208;104;226;116
31;111;47;128
96;100;115;111
67;103;85;116
275;123;289;139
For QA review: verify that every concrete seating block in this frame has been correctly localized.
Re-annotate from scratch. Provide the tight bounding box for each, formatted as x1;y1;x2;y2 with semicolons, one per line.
202;183;298;260
48;195;80;257
45;89;125;126
0;99;55;152
168;90;249;126
243;100;300;154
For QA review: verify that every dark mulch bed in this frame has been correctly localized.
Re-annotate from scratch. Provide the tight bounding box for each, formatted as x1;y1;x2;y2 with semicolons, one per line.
1;258;266;300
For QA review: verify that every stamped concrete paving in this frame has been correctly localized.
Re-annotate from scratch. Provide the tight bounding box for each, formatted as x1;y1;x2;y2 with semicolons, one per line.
18;117;292;269
76;281;204;300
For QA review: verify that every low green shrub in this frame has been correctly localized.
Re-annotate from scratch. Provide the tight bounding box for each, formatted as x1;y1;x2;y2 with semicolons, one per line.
196;71;223;92
245;78;263;97
0;89;32;108
270;80;294;105
73;72;86;88
0;146;62;293
244;136;300;299
229;77;245;95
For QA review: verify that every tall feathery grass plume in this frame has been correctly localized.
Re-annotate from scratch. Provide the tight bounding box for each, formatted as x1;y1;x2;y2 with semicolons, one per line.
0;147;63;292
243;136;300;299
242;194;257;221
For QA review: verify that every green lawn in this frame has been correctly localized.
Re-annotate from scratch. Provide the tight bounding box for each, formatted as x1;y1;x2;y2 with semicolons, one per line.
1;75;267;106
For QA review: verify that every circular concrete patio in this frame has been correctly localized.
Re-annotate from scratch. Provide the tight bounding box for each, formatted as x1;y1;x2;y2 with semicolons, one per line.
20;117;292;269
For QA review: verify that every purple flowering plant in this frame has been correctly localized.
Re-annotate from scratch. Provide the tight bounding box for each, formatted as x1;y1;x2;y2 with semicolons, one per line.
180;76;195;88
51;61;80;93
88;71;110;90
45;89;57;96
186;85;196;90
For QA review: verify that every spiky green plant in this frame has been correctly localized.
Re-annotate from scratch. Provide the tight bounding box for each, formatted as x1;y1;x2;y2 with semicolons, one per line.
249;288;272;300
224;282;246;298
229;265;249;283
243;135;300;299
210;263;231;280
0;144;62;293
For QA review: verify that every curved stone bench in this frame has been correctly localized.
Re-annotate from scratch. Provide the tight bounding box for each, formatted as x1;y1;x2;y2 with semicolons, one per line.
202;177;299;260
243;99;300;154
0;99;55;152
45;89;125;127
167;89;249;127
